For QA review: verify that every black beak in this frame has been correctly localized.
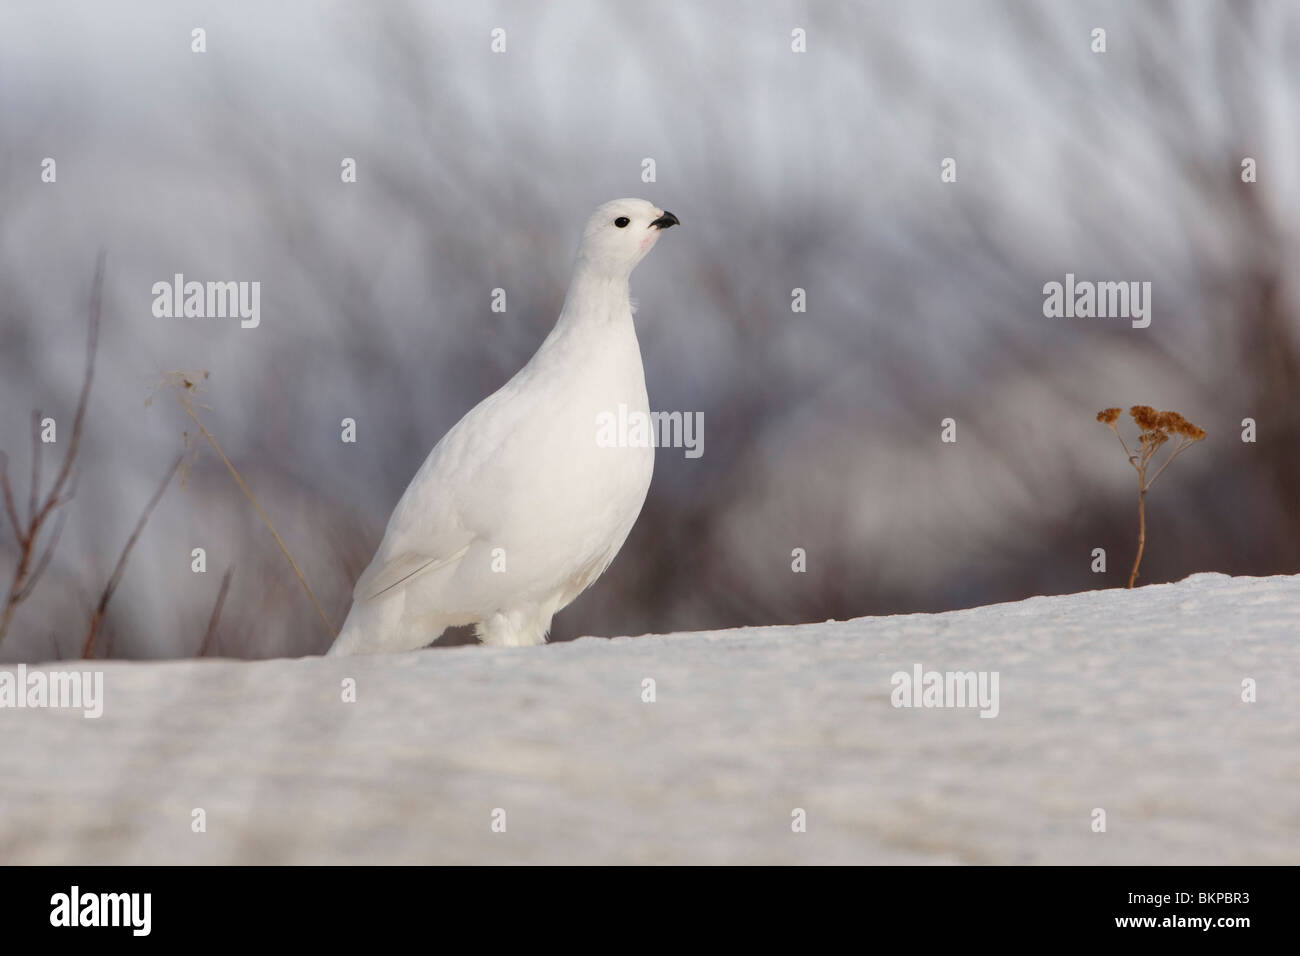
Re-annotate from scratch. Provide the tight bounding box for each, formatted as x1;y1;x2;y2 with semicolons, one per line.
650;211;680;230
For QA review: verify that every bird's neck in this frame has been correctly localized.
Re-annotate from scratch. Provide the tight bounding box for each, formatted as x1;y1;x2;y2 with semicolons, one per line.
557;261;633;331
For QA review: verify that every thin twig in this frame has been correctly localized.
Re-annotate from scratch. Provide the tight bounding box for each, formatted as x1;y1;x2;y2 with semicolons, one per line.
1106;422;1134;464
82;453;184;658
24;253;101;538
1144;438;1197;492
16;508;68;603
199;567;234;657
0;254;104;646
48;253;103;515
0;454;22;544
27;410;41;525
177;400;335;639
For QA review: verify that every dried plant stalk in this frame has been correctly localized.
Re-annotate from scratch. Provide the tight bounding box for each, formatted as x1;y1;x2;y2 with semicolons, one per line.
157;372;335;640
1097;406;1206;588
0;254;104;646
82;454;185;657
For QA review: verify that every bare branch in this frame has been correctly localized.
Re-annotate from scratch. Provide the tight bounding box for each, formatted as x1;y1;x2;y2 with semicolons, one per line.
28;410;41;525
0;255;105;648
199;567;234;657
16;508;69;603
176;397;335;639
1144;437;1202;492
0;454;22;545
59;255;102;494
1106;422;1138;471
52;468;79;510
82;453;183;658
32;251;103;534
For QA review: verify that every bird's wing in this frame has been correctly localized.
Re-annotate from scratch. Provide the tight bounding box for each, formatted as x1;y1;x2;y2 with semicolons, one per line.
352;543;471;603
351;365;540;605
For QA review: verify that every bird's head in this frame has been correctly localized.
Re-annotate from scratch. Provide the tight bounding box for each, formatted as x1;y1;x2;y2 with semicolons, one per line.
576;198;679;279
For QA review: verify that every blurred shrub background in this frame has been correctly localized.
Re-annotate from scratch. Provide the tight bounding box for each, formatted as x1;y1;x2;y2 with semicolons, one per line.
1;0;1296;659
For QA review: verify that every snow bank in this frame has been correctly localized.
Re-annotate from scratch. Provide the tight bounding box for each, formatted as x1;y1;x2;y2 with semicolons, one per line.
2;572;1297;864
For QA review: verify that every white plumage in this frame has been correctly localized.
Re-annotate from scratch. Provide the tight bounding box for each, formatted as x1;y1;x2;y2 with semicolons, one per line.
328;198;678;655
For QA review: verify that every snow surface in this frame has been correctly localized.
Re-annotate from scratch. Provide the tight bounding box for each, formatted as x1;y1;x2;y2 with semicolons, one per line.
2;572;1297;864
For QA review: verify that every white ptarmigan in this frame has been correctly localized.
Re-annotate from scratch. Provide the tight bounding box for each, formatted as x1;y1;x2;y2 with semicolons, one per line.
328;199;678;655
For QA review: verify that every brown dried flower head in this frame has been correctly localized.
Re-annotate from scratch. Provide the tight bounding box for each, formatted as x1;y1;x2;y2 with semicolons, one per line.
1130;405;1160;431
1160;411;1206;440
1097;408;1121;424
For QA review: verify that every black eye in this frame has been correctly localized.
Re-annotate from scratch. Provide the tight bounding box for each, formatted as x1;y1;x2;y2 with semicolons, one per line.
614;216;630;228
